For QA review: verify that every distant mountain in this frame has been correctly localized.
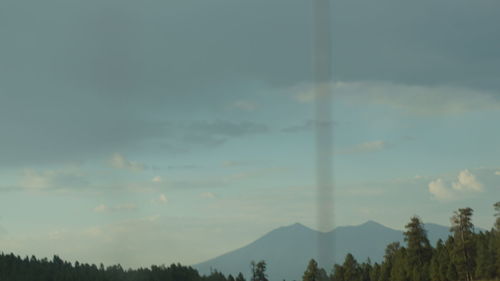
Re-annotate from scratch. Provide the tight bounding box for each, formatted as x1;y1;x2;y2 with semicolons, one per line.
193;221;451;281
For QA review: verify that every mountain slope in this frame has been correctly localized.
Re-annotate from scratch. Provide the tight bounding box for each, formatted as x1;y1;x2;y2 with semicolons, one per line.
193;221;451;281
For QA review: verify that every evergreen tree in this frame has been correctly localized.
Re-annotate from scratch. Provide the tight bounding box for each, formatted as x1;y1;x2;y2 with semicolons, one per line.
429;239;450;281
494;201;500;231
251;260;268;281
390;247;409;281
318;268;329;281
331;264;345;281
450;207;475;281
236;272;247;281
303;259;320;281
342;254;360;281
378;242;400;281
404;216;432;281
369;263;381;281
493;202;500;276
473;231;495;280
359;259;372;281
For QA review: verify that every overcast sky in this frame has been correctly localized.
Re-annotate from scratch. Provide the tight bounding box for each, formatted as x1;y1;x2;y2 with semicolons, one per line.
1;0;500;269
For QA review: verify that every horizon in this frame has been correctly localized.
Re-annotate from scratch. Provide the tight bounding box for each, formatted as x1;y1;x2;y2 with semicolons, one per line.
1;0;500;271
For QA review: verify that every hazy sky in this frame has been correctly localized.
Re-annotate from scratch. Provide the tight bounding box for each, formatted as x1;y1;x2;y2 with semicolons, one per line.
1;0;500;269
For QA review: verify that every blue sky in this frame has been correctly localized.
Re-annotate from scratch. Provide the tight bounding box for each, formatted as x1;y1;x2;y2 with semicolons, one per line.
1;0;500;269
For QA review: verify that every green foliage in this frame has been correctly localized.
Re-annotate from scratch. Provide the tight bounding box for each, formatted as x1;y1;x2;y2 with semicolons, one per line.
303;259;320;281
450;207;475;281
342;254;361;281
2;203;500;281
251;260;268;281
494;201;500;231
326;203;500;281
332;264;346;281
404;216;432;281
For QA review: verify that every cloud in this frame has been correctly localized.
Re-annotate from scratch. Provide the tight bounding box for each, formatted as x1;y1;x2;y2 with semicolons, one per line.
94;203;137;213
231;101;258;111
222;161;248;167
452;169;483;192
187;120;269;138
495;171;500;176
20;167;88;190
159;194;168;204
293;83;333;104
151;194;168;205
2;0;500;169
428;179;455;201
167;165;199;170
109;154;145;172
200;192;216;199
281;120;334;133
292;81;500;115
338;140;387;154
428;169;483;201
93;204;108;213
152;176;163;183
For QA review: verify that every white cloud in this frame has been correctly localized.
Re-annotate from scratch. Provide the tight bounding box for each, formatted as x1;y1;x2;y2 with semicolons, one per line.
94;204;108;213
94;203;137;213
428;179;455;201
151;194;168;205
20;167;88;190
231;100;258;111
452;169;482;191
292;81;500;115
200;192;216;199
293;83;332;103
338;140;387;154
152;176;163;183
428;169;483;201
222;161;247;167
159;194;168;204
109;153;145;172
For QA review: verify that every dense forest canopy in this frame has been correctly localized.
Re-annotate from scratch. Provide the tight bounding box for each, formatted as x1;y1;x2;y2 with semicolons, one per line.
1;202;499;281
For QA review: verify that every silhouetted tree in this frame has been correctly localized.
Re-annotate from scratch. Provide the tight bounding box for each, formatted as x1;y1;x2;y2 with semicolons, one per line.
450;208;475;281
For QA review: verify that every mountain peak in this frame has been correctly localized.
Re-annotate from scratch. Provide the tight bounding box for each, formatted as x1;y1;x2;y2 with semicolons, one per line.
361;220;382;226
194;221;452;281
291;222;307;228
277;222;314;233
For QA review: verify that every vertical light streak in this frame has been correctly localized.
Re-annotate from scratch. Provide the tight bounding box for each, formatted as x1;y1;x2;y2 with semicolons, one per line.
313;0;335;268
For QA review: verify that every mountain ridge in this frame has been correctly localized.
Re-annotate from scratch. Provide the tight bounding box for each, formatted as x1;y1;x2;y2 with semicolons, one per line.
193;221;452;281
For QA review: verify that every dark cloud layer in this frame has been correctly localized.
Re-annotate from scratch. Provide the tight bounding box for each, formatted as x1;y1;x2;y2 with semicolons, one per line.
1;0;499;166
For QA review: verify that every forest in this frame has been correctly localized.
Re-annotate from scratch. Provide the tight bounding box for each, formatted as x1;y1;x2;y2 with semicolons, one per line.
1;202;499;281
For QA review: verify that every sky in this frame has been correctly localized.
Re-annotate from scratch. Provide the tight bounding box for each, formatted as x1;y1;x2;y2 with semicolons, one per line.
1;0;500;269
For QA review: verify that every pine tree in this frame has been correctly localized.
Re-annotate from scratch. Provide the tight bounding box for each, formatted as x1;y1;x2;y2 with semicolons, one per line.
378;242;400;281
370;263;381;281
342;254;360;281
473;231;495;279
390;247;409;281
450;208;475;281
332;264;345;281
236;272;246;281
404;216;432;281
303;259;320;281
493;202;500;277
494;201;500;231
251;260;268;281
359;259;372;281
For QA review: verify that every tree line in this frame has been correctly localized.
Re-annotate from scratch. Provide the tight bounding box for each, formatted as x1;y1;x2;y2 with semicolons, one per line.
304;202;500;281
1;202;499;281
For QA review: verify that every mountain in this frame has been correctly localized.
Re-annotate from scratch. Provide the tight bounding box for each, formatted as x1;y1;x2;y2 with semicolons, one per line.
193;221;451;281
